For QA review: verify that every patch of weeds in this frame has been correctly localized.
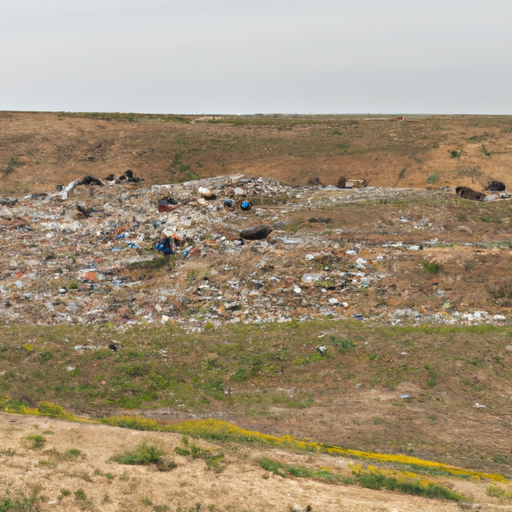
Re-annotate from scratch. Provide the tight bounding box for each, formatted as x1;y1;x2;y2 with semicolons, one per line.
260;457;348;485
110;440;176;471
64;448;82;459
493;454;512;465
424;365;437;388
426;173;439;183
103;494;111;503
464;261;475;272
487;484;512;500
141;497;153;506
174;436;225;472
422;261;440;274
352;468;465;501
39;352;53;363
2;157;21;176
450;150;461;159
153;506;170;512
481;144;492;156
480;214;491;222
26;435;46;449
74;489;86;501
60;489;71;497
330;336;355;353
0;491;39;511
119;471;129;481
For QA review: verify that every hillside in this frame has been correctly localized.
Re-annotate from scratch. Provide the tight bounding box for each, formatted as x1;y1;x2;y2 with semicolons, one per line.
1;112;512;511
1;112;512;195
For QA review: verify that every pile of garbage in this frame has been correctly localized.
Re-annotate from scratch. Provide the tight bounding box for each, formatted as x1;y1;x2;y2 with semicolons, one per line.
0;174;510;330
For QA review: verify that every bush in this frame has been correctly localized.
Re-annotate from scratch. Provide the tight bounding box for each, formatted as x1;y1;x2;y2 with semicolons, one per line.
330;336;355;353
110;440;175;471
26;435;46;449
111;440;164;465
422;261;440;274
74;489;86;501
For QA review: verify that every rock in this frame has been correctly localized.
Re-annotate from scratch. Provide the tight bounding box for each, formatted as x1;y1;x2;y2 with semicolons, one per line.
240;224;273;240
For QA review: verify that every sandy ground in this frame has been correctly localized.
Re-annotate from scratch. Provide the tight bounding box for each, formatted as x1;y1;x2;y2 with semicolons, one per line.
1;411;497;512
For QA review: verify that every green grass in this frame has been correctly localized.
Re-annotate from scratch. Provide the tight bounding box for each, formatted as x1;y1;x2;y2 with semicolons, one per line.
422;261;440;274
259;458;465;501
351;468;465;501
26;435;46;449
110;440;164;465
487;484;512;500
109;440;176;471
1;157;20;177
0;492;39;511
174;436;225;472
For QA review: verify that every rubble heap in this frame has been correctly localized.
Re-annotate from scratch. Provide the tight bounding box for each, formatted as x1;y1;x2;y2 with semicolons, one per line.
0;174;510;330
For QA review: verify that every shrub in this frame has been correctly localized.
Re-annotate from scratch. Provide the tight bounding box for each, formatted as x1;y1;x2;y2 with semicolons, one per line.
111;440;164;465
422;261;440;274
426;173;439;184
26;435;46;449
110;440;176;471
74;489;86;501
330;336;355;353
64;448;82;459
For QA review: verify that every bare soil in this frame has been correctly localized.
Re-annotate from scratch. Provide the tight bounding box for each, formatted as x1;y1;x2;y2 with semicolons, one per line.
0;412;506;512
1;112;512;195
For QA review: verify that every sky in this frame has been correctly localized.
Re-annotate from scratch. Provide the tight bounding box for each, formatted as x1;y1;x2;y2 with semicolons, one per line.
1;0;511;115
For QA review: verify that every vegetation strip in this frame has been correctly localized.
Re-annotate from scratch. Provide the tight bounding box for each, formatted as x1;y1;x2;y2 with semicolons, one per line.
259;458;466;502
1;397;501;482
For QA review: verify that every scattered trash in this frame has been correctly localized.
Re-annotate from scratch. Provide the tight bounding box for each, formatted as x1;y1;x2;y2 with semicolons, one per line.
456;186;486;201
240;201;251;211
337;176;347;188
400;394;410;399
486;180;506;192
316;345;327;356
474;403;486;408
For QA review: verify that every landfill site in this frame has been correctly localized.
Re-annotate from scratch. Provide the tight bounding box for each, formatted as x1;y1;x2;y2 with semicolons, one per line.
1;112;512;511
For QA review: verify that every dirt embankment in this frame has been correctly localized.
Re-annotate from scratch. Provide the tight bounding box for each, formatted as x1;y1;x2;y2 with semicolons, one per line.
1;112;512;195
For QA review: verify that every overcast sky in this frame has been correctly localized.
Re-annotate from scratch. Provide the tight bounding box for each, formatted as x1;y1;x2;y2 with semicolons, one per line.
1;0;511;114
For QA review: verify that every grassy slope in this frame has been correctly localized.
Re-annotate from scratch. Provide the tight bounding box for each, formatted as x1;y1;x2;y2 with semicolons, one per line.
2;322;512;474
